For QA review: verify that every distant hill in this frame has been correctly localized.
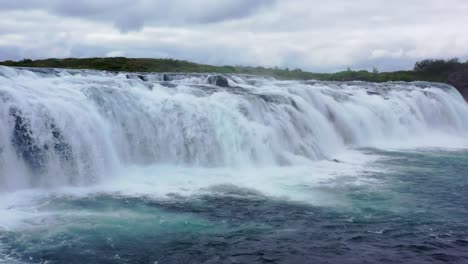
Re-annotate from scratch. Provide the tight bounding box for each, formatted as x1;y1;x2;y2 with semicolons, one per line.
1;57;467;100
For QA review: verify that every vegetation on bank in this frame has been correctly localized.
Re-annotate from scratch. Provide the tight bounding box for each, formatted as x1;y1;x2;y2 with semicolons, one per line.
1;57;467;84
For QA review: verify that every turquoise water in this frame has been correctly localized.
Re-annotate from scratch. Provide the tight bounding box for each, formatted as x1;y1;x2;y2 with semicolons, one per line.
1;148;468;264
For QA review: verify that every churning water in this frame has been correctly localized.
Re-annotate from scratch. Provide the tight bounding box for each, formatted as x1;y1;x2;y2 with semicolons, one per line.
0;66;467;263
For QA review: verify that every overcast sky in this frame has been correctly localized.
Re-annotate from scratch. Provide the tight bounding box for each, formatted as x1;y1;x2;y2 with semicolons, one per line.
1;0;468;72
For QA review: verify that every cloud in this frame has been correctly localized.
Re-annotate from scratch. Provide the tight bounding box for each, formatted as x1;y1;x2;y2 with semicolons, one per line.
0;0;276;31
106;50;126;57
0;0;467;72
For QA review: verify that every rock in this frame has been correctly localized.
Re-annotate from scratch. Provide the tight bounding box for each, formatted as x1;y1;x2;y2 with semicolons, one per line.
137;75;148;81
125;74;148;81
50;123;73;162
10;108;45;172
448;69;468;101
159;82;177;88
367;91;381;96
208;75;230;88
257;94;299;110
9;108;76;174
163;74;172;81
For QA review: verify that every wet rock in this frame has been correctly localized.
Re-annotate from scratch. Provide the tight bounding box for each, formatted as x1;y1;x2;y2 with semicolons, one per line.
9;108;75;175
126;74;148;81
50;123;73;162
257;94;299;110
163;73;197;82
10;108;45;171
137;75;148;81
163;74;171;82
159;82;177;88
208;75;230;88
367;91;382;96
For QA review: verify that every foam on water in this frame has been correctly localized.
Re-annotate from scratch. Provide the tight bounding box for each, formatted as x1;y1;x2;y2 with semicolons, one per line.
0;150;379;232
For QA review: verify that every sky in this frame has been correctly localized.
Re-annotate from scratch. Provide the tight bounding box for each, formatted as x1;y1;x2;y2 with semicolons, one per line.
1;0;468;72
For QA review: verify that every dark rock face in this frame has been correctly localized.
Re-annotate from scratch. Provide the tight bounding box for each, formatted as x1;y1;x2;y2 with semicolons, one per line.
10;108;45;172
448;69;468;101
163;73;196;82
159;82;177;88
125;74;148;82
163;74;171;82
257;94;299;110
137;75;148;81
367;91;381;96
50;123;73;163
9;108;74;175
208;75;230;88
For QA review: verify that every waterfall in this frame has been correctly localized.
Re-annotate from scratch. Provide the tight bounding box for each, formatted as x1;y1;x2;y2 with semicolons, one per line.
1;66;467;190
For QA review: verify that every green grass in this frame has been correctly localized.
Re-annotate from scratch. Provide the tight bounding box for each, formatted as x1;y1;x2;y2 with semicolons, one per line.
1;57;467;84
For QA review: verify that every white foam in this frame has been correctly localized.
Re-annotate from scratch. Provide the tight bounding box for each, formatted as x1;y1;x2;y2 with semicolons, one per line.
0;149;385;233
0;66;467;192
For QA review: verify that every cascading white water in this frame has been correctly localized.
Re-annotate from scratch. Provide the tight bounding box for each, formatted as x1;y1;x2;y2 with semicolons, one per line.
0;66;467;190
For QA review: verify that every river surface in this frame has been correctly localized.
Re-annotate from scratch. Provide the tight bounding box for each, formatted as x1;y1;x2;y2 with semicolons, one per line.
0;67;467;263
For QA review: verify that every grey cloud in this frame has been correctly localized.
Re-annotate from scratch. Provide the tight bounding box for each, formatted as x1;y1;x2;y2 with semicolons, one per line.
0;0;276;31
0;46;23;61
1;0;468;72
